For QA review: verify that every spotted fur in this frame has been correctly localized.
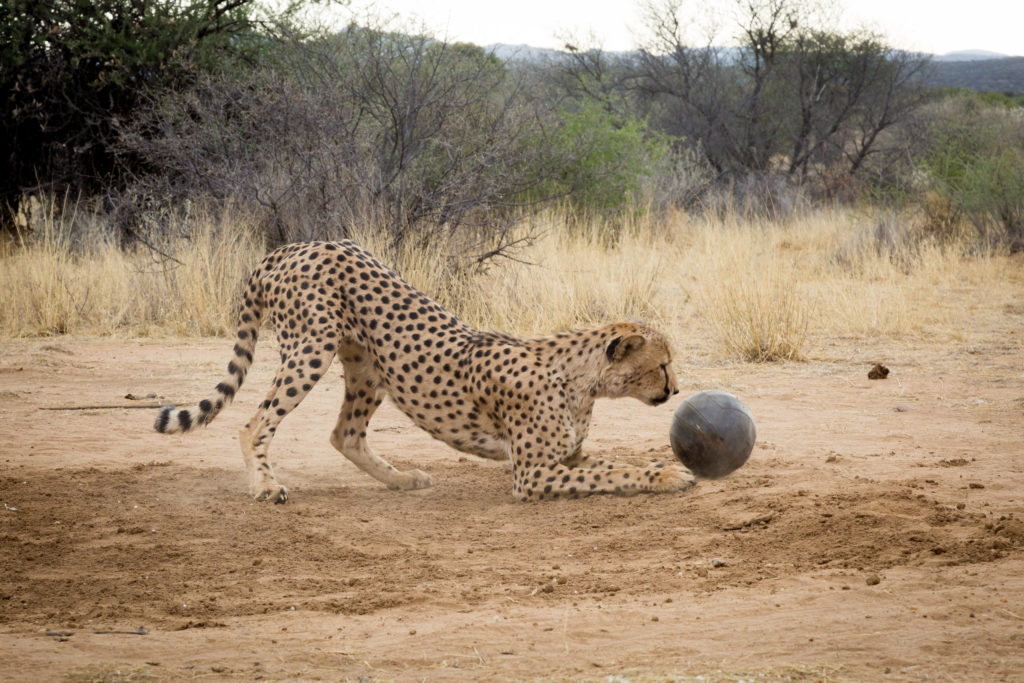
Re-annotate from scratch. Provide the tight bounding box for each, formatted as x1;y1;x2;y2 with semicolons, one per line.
155;240;694;502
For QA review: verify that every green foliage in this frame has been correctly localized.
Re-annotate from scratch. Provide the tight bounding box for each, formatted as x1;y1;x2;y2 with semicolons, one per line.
930;87;1024;110
922;120;987;190
978;91;1024;109
0;0;270;233
920;100;1024;248
545;101;668;212
958;149;1024;241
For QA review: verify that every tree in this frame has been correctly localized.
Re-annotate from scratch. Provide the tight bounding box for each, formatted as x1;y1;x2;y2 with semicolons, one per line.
634;0;732;172
0;0;267;235
543;100;669;213
556;40;634;120
121;19;563;257
633;0;929;189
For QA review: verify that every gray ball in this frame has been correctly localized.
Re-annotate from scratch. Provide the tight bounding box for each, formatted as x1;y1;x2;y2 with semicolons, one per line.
669;390;756;479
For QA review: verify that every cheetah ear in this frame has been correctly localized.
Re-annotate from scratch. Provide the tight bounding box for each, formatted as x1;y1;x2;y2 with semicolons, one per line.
606;334;645;362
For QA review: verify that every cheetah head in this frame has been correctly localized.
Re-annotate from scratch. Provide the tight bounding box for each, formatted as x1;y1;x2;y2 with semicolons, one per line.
600;328;680;406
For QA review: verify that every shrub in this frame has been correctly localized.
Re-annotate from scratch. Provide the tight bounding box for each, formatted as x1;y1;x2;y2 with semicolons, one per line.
919;98;1024;249
958;148;1024;249
542;100;669;214
120;21;560;261
690;240;811;362
0;0;271;236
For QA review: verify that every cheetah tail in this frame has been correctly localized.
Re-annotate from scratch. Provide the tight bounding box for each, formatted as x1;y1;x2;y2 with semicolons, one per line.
154;270;263;435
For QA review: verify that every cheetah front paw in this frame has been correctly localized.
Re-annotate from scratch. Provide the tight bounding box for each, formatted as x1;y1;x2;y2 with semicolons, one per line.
386;469;432;491
253;484;289;504
652;467;697;493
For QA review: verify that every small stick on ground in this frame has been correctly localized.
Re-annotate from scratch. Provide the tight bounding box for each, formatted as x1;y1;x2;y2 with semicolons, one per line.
42;404;165;411
93;626;148;635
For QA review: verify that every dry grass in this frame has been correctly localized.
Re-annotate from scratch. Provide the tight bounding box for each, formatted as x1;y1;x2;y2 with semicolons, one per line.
0;202;264;337
2;203;1021;363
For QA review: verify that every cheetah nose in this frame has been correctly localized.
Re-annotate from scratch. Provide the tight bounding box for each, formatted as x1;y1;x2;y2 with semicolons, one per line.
672;387;680;395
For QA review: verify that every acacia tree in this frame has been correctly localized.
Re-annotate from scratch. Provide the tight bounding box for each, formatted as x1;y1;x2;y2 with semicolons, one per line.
633;0;929;188
633;1;731;171
732;0;807;172
782;29;930;181
556;40;636;120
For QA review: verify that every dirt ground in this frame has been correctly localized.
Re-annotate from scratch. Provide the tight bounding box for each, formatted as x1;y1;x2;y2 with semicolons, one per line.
1;327;1022;681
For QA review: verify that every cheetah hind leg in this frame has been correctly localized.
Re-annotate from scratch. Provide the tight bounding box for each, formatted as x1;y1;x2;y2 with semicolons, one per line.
239;342;337;503
239;420;288;503
330;348;431;491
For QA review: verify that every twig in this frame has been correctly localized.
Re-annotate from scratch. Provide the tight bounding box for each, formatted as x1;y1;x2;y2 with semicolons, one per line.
93;626;148;635
42;404;165;411
122;226;185;266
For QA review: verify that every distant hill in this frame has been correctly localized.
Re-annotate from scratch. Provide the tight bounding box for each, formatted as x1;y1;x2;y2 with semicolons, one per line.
934;50;1012;62
486;43;564;63
485;42;1024;95
928;57;1024;94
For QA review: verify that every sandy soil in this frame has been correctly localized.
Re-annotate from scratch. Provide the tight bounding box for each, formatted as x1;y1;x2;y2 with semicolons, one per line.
0;329;1022;681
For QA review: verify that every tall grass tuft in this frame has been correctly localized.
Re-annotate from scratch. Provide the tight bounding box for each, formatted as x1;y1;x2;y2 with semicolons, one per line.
692;250;810;362
157;213;266;336
673;211;813;361
0;196;110;335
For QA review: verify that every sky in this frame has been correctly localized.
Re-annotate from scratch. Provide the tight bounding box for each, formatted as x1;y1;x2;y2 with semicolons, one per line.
346;0;1024;57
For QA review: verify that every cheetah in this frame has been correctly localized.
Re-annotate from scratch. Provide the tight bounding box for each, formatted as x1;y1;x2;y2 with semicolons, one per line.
155;240;695;502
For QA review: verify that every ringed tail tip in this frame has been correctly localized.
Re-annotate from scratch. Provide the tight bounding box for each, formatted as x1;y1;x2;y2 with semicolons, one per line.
154;405;177;433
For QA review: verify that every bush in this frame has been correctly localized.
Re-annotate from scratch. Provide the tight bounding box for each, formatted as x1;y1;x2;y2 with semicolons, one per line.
698;264;810;363
541;101;669;213
0;0;271;236
120;20;564;261
632;0;929;191
919;97;1024;249
958;148;1024;249
696;172;811;221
